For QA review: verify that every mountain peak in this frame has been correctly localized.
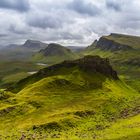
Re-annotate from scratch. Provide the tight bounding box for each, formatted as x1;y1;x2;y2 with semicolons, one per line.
40;43;72;56
23;39;48;49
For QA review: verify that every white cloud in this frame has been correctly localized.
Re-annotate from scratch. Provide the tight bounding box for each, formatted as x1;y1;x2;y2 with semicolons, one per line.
0;0;140;46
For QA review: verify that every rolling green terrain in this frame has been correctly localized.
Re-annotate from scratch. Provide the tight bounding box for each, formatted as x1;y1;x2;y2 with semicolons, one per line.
0;40;47;61
0;56;140;140
0;40;48;88
0;42;78;89
0;61;47;88
0;33;139;140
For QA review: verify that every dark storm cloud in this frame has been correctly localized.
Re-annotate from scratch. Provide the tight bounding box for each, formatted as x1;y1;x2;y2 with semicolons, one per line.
26;9;74;30
43;31;83;42
8;24;27;34
0;34;8;37
106;0;121;11
0;0;30;12
0;0;140;46
27;14;62;29
58;32;83;40
67;0;101;16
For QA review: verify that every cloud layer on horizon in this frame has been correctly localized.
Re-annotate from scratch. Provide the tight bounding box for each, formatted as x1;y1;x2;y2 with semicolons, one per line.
0;0;140;46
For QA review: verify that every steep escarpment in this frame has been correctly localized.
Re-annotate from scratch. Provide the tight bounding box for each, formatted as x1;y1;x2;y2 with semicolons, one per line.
9;55;118;93
96;37;133;51
85;33;140;52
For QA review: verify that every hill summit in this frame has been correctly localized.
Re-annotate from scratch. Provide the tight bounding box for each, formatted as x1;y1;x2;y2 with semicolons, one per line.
39;43;72;56
32;43;78;64
23;39;48;49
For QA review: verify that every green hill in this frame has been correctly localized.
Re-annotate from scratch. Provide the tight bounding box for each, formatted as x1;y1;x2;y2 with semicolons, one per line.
0;42;78;90
0;56;140;139
32;43;78;64
83;33;140;93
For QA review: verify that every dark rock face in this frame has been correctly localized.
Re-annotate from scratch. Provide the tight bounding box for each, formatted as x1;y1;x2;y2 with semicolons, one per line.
31;55;119;81
40;43;71;56
23;40;47;49
61;55;118;79
96;37;132;51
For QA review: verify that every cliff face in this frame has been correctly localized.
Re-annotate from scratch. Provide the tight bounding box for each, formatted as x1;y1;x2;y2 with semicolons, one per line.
61;55;118;79
96;37;133;51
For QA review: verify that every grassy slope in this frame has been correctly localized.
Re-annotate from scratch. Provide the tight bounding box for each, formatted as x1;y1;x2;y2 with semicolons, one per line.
0;46;48;88
32;44;79;64
0;44;78;88
32;52;78;64
0;66;140;139
82;34;140;93
0;61;47;88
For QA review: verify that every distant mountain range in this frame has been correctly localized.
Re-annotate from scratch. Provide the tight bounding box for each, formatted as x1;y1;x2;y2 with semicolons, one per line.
0;33;140;91
22;40;48;49
4;39;48;50
0;40;48;61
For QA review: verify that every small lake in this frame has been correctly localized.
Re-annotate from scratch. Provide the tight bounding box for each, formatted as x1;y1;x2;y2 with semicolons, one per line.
28;71;37;75
36;63;48;66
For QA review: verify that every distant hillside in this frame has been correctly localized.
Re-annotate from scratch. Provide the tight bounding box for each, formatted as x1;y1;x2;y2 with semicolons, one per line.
85;33;140;52
83;33;140;66
32;43;78;64
67;46;85;52
0;40;48;61
40;43;72;56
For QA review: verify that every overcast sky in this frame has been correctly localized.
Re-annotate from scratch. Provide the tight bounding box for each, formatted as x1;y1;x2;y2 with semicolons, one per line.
0;0;140;46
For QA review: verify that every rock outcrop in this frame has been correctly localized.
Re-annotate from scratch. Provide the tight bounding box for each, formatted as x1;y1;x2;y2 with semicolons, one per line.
61;55;118;79
8;55;118;93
